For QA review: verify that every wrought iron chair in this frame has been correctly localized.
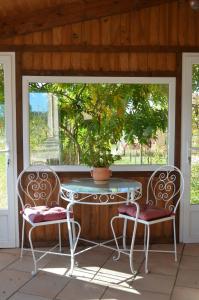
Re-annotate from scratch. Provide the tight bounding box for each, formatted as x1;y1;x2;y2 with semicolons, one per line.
17;165;80;275
111;165;184;274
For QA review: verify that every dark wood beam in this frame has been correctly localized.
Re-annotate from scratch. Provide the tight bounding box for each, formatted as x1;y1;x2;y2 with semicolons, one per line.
0;44;178;53
174;52;183;242
174;52;183;169
15;52;23;175
133;0;178;10
0;44;199;53
0;0;134;39
15;51;24;246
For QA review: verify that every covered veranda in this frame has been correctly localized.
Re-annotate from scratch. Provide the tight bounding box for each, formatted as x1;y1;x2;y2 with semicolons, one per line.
0;0;199;299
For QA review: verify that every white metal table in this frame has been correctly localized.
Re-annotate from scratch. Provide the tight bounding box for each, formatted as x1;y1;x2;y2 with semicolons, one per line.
61;178;142;274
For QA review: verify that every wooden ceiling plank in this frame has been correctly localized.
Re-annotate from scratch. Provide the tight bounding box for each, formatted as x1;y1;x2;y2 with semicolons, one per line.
133;0;177;10
0;0;135;39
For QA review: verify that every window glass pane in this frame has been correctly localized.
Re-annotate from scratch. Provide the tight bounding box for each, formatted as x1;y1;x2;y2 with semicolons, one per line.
0;64;8;208
29;82;169;167
191;64;199;205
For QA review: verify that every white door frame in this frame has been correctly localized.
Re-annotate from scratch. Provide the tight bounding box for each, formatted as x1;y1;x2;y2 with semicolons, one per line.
181;53;199;243
0;53;18;247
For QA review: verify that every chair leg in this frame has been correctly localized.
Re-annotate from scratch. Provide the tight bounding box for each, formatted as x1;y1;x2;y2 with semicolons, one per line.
144;224;147;256
67;218;75;275
173;218;177;262
58;224;62;252
72;221;76;245
111;216;121;261
28;227;37;276
122;218;128;250
129;219;139;275
69;206;77;245
20;218;25;258
145;225;150;274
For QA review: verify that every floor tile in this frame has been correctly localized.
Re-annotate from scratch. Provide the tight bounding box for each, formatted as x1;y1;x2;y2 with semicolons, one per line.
176;268;199;289
56;279;106;300
180;255;199;270
150;243;184;254
9;291;52;300
20;272;69;298
0;244;199;300
75;246;113;268
132;272;175;294
171;286;199;300
183;244;199;257
0;269;32;300
41;256;70;276
0;248;21;255
139;253;179;276
43;254;98;280
103;251;143;273
8;255;51;273
92;252;143;287
0;252;18;271
92;266;134;287
70;266;98;282
102;287;170;300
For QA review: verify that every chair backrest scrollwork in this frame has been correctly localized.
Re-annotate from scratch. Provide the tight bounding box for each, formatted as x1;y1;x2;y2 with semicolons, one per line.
146;165;184;213
17;165;61;209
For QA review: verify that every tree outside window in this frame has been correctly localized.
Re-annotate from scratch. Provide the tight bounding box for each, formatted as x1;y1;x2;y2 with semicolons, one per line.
28;81;169;167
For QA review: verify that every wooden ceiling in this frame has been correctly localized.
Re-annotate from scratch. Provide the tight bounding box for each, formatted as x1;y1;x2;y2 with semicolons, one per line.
0;0;194;40
0;0;76;17
0;0;178;18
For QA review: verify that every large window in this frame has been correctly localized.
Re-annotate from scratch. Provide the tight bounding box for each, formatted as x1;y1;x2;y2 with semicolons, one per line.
23;76;175;171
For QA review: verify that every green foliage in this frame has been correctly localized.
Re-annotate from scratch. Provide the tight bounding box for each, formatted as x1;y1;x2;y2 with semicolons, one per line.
29;82;168;167
191;163;199;204
124;84;168;145
193;64;199;93
0;154;7;208
29;112;48;151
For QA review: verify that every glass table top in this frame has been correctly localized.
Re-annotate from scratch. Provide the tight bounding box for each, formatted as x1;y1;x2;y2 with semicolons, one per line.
61;178;141;195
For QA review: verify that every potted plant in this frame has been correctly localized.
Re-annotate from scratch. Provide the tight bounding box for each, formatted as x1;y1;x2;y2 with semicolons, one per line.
81;144;121;182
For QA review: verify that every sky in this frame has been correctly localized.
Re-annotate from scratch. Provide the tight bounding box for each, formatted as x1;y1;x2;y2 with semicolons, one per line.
29;93;48;112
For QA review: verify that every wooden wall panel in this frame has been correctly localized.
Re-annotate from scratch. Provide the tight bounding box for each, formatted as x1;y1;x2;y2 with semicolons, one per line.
21;52;176;72
111;15;121;45
149;6;159;45
168;2;178;45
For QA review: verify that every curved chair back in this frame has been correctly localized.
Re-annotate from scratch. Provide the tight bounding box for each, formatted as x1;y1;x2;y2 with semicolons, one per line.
17;165;61;209
146;165;184;213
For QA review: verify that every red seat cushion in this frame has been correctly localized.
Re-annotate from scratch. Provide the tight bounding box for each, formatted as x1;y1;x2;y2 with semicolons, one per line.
23;206;69;223
118;203;172;221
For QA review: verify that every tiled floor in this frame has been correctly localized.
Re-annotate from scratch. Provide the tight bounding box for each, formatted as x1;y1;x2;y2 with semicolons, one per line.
0;244;199;299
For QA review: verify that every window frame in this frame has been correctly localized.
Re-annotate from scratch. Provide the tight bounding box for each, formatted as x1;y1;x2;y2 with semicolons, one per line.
23;76;176;171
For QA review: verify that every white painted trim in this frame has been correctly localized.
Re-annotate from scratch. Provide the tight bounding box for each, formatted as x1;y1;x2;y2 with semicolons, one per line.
23;76;175;84
181;53;199;243
0;53;18;247
22;76;176;172
22;77;30;170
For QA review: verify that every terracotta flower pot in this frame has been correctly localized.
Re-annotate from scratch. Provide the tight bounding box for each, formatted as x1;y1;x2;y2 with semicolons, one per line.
90;167;112;183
